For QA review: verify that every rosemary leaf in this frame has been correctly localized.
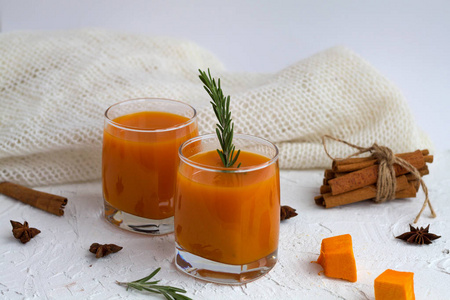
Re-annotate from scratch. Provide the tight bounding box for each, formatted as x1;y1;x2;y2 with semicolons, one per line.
117;268;191;300
199;68;241;168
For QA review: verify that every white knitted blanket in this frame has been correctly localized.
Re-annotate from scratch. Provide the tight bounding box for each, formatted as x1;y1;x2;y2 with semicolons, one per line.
0;29;432;186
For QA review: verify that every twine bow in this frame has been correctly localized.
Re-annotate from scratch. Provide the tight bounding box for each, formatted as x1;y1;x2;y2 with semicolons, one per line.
322;135;436;223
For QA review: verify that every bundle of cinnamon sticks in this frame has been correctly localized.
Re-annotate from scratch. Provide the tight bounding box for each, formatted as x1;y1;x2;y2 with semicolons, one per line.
315;149;433;208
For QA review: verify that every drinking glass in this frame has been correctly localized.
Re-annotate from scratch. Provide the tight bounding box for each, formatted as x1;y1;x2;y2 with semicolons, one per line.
174;134;280;284
103;98;197;235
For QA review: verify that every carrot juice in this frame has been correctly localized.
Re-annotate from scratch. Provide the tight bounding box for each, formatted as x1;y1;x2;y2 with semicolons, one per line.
102;98;197;234
174;134;280;272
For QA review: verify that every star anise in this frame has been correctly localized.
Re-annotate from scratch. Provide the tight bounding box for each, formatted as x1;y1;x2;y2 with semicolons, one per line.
396;224;441;245
10;220;41;244
281;205;298;221
89;243;123;258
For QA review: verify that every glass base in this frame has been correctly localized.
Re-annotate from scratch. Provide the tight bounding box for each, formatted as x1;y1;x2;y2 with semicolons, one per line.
104;199;174;235
175;242;277;284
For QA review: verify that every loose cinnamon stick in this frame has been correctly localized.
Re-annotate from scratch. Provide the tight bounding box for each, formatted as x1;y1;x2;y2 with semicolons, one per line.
316;175;411;208
328;150;426;196
332;150;431;173
0;182;67;216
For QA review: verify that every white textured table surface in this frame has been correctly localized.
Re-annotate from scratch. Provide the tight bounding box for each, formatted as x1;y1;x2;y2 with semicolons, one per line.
1;151;449;299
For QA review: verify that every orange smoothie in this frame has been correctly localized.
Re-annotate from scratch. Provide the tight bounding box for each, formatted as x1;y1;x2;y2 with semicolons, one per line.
175;150;280;265
102;111;198;220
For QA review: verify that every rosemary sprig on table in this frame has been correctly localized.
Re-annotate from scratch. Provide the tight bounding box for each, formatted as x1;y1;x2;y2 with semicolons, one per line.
116;267;192;300
199;69;241;168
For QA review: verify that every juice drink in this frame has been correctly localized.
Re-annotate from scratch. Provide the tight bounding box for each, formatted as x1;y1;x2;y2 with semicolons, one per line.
175;141;280;266
103;108;198;221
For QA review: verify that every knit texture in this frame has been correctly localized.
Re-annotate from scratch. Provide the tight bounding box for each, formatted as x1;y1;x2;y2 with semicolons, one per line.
0;29;432;186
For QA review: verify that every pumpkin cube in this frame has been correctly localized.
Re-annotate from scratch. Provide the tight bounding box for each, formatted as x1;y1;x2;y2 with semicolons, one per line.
374;269;415;300
316;234;357;282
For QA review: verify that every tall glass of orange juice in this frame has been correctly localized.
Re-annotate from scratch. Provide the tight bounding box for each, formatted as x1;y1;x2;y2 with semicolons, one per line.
174;134;280;284
103;98;198;235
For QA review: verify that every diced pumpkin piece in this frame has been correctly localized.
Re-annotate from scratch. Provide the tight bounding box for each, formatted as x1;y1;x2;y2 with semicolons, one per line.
374;269;415;300
316;234;357;282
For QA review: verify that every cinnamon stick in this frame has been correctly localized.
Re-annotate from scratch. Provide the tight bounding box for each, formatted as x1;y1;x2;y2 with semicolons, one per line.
333;149;429;166
395;181;418;198
405;165;429;180
334;154;432;173
332;150;430;173
322;165;429;186
324;169;336;180
328;150;426;196
320;185;332;194
0;182;67;216
320;175;425;195
409;179;420;192
406;165;429;192
316;175;411;208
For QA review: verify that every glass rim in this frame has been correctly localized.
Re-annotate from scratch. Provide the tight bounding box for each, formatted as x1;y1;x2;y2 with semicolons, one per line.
179;133;279;173
104;98;197;133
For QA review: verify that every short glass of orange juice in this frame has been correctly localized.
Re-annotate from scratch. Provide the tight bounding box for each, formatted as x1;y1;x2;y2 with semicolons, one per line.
174;134;280;284
102;98;198;235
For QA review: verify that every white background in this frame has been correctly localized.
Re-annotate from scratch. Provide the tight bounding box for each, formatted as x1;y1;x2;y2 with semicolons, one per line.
1;0;449;150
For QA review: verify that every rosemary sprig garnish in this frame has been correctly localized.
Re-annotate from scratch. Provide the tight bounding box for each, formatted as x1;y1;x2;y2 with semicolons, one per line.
116;267;192;300
199;69;241;168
